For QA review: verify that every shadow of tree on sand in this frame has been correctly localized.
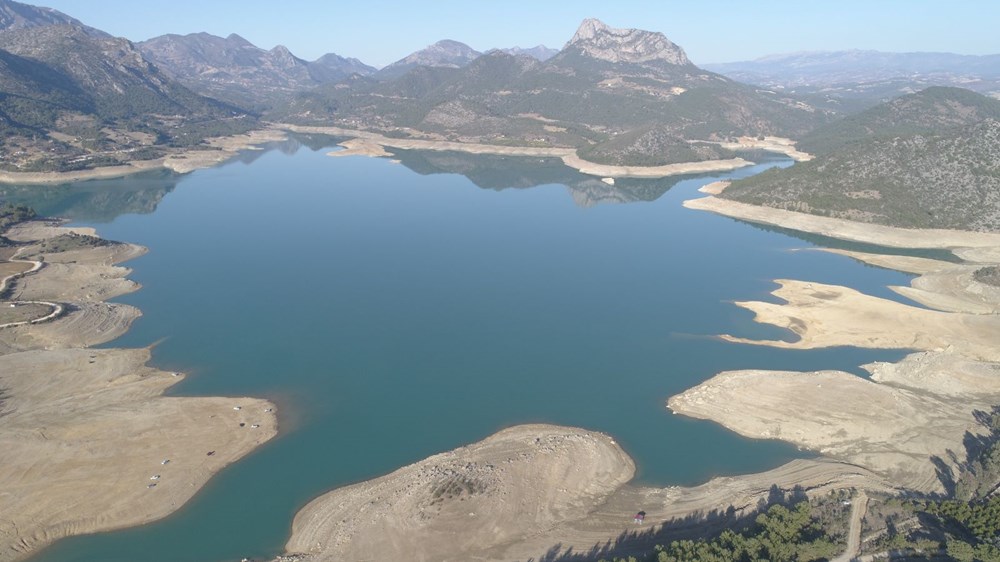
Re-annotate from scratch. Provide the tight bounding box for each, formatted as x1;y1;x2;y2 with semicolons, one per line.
525;485;809;562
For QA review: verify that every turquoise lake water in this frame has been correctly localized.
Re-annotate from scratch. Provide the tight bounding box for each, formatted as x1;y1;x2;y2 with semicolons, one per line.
12;138;915;562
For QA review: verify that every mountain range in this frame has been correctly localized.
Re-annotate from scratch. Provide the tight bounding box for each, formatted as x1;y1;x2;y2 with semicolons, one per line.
705;50;1000;110
275;18;830;166
137;32;376;109
2;0;1000;177
0;1;254;173
721;87;1000;231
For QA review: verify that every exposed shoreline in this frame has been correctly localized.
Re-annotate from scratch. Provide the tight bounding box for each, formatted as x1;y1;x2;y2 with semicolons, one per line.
273;185;1000;561
0;128;288;185
0;220;277;561
668;189;1000;495
0;125;783;186
277;426;891;562
281;123;755;178
705;135;814;162
6;135;996;560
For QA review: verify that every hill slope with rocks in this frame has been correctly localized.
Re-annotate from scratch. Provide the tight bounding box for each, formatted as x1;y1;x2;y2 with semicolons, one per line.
137;32;375;109
0;21;254;172
273;18;830;165
721;88;1000;231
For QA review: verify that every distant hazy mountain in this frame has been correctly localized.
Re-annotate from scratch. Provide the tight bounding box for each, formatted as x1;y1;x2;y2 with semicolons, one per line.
308;52;376;82
138;32;375;109
499;45;558;62
722;87;1000;231
705;50;1000;109
798;85;1000;154
276;18;829;165
0;0;106;36
377;39;482;79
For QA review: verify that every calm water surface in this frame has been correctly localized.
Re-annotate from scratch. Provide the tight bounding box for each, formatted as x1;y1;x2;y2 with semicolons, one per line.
20;140;913;562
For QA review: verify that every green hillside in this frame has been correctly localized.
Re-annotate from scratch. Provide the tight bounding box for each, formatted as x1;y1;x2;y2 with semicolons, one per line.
722;89;1000;232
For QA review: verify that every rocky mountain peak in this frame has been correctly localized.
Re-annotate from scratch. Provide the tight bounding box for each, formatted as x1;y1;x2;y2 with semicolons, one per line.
421;40;480;61
566;18;690;66
379;39;482;77
0;0;107;36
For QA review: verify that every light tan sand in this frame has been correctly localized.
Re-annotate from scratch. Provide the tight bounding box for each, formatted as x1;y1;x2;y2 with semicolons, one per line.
721;279;1000;362
282;124;573;157
285;425;633;562
560;153;752;178
0;347;276;560
327;138;392;158
161;128;288;174
669;353;1000;493
706;136;813;162
821;249;1000;314
280;124;754;178
276;187;1000;561
683;196;1000;251
698;180;731;195
279;426;888;562
491;459;890;562
669;191;1000;497
0;221;277;560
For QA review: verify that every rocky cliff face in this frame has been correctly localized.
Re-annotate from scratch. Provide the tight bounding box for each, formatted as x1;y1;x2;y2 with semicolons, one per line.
564;18;690;65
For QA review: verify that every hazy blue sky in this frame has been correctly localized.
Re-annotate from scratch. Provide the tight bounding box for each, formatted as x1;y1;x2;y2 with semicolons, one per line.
37;0;1000;67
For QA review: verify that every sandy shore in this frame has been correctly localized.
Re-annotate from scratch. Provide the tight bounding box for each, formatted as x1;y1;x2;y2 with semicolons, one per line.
0;128;287;185
668;191;1000;495
327;138;393;158
560;153;752;178
273;183;1000;561
684;195;1000;251
0;221;277;561
669;353;1000;493
278;426;889;562
280;124;754;179
720;279;1000;361
705;136;813;162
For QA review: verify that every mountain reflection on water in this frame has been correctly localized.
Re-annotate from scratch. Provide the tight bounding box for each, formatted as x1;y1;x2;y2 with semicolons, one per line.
0;133;785;223
0;169;178;223
389;148;689;207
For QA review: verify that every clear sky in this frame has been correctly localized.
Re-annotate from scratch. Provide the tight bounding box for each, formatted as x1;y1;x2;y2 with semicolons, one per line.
35;0;1000;67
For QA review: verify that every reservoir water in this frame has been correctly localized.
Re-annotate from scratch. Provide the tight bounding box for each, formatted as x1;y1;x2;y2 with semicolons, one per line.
12;137;914;562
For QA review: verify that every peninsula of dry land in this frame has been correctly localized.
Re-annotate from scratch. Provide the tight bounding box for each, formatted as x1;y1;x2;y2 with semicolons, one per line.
272;182;1000;562
0;219;277;561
